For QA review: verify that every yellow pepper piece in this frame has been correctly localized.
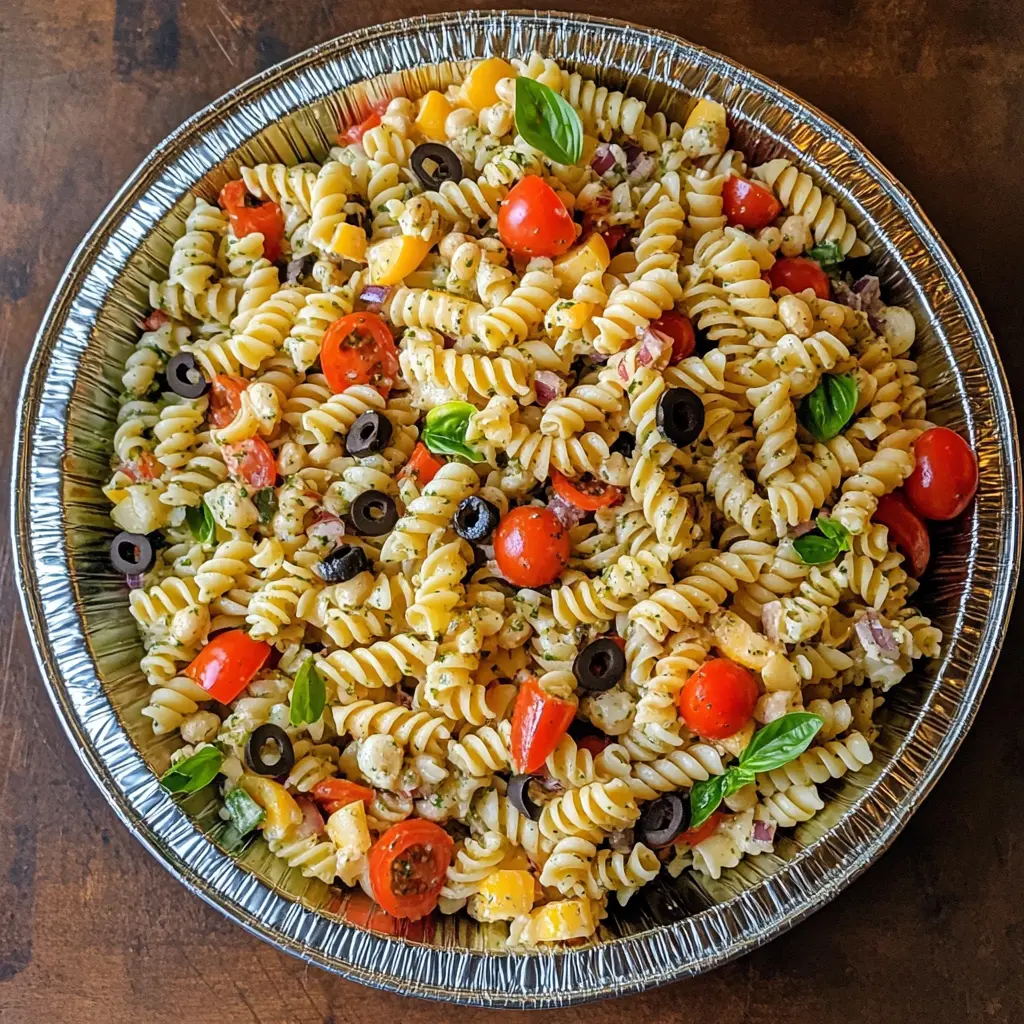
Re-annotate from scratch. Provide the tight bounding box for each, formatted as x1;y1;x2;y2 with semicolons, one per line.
682;99;729;156
327;221;368;263
367;234;432;286
472;870;536;921
525;898;596;943
499;847;532;873
684;98;727;132
415;90;453;140
239;775;302;841
463;57;517;112
553;233;610;296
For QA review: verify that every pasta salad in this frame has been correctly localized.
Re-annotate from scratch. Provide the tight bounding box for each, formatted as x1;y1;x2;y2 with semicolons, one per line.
104;52;978;946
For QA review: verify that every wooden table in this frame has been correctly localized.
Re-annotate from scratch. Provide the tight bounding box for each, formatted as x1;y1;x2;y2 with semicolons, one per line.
1;1;1021;1020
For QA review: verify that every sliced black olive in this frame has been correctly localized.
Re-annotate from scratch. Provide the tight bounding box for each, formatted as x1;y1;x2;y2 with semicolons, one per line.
244;724;295;777
453;496;500;542
507;774;543;821
349;490;398;536
345;411;393;457
694;326;716;357
410;143;464;190
657;388;705;448
572;638;625;692
110;531;155;575
285;252;316;284
314;543;370;583
165;352;209;399
609;431;636;458
637;792;689;848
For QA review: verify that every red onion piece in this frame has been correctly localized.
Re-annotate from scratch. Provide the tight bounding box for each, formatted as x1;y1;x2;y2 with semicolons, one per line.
637;328;672;369
855;609;899;656
548;493;586;529
607;827;635;853
533;370;566;406
306;511;347;551
295;794;325;838
752;819;776;844
125;573;145;590
359;284;392;308
590;144;617;175
139;310;170;332
791;520;817;538
628;152;657;183
761;600;783;644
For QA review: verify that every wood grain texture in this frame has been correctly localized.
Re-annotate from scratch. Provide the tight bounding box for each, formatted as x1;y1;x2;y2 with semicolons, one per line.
1;1;1022;1021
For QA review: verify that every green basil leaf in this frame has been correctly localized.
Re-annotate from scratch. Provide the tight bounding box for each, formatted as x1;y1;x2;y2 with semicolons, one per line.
816;515;851;552
807;240;845;267
723;766;756;798
514;77;583;165
688;773;731;831
224;786;265;835
253;486;277;525
160;746;223;794
792;533;840;565
798;373;858;442
423;401;484;463
739;712;824;773
290;656;326;726
185;498;216;544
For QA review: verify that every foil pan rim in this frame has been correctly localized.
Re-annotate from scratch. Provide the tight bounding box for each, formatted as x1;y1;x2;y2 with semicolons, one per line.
12;10;1022;1007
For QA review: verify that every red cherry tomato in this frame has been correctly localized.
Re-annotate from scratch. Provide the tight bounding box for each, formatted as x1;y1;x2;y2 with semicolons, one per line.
311;779;375;816
222;437;277;489
722;175;782;231
874;491;931;578
320;312;399;395
338;101;388;145
217;180;285;262
208;374;248;428
123;451;161;482
768;257;830;300
651;310;696;363
140;309;170;331
498;176;576;258
184;630;271;704
577;734;612;757
510;676;577;774
402;443;445;487
674;812;725;848
368;819;454;920
551;470;621;511
904;427;979;521
678;658;758;740
600;225;629;255
494;506;570;587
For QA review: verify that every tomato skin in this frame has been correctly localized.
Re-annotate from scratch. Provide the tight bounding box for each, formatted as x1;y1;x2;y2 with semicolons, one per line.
678;658;758;739
551;470;621;511
904;427;979;520
311;779;375;816
222;437;277;489
402;443;445;487
218;180;284;262
768;257;830;300
651;310;696;363
339;104;387;145
368;819;454;920
600;225;629;255
722;175;782;231
674;812;725;848
124;451;161;482
510;677;577;774
494;506;570;587
498;176;576;258
320;312;399;395
874;491;931;577
577;734;612;757
184;630;271;703
209;374;248;428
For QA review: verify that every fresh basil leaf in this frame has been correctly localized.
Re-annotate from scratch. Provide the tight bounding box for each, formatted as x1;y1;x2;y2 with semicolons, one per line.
688;772;731;830
423;400;484;463
739;712;824;773
160;746;223;794
185;498;216;544
253;487;277;525
514;77;583;166
723;766;756;798
792;532;840;565
816;515;851;552
798;373;858;442
224;786;265;835
290;656;326;726
808;240;845;267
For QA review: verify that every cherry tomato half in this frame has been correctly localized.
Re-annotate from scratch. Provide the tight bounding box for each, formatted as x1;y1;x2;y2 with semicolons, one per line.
320;312;399;395
222;437;277;489
338;101;388;145
123;451;161;482
218;180;285;262
311;779;375;816
599;225;630;255
209;374;248;429
368;819;454;920
184;630;271;704
551;470;621;511
510;676;577;774
494;506;570;587
674;811;725;848
678;658;758;740
498;176;576;258
904;427;979;521
874;491;931;578
768;257;830;300
577;734;612;757
401;442;445;487
722;175;782;231
651;310;696;363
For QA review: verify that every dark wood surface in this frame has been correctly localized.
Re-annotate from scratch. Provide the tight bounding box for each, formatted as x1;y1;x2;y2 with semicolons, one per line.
1;1;1021;1020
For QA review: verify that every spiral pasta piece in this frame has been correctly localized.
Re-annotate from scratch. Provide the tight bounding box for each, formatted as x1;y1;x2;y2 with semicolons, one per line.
626;743;727;801
332;700;451;757
587;844;661;905
315;635;437;697
440;832;507;908
538;779;639;843
301;385;387;445
478;259;559;351
831;447;915;535
776;557;852;644
760;783;826;828
241;162;318;215
141;675;213;735
383;286;484;341
448;723;511;778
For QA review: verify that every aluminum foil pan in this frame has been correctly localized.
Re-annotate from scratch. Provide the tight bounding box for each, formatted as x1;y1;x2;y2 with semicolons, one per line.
12;10;1021;1007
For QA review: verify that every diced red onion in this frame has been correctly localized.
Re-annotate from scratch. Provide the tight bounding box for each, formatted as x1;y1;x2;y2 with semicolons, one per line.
607;827;635;853
627;152;657;183
855;609;900;656
295;795;325;838
590;144;617;175
752;819;776;844
440;333;458;349
761;600;783;644
126;573;145;590
533;370;566;407
834;275;885;332
637;328;672;369
533;775;565;794
139;310;170;332
359;284;392;308
307;512;347;551
791;520;817;538
549;493;586;529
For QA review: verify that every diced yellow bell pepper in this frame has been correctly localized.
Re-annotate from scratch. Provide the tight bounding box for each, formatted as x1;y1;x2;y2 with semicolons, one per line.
367;234;432;286
546;299;593;333
415;90;452;140
327;221;368;263
499;847;532;873
553;233;610;296
239;775;302;841
682;98;729;157
525;898;596;943
471;870;536;922
684;98;727;133
463;57;516;112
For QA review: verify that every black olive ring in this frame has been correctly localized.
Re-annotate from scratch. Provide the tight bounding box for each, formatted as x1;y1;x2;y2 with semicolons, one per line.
345;410;393;457
573;638;626;691
657;387;705;448
349;490;399;536
410;143;464;190
314;543;370;584
110;531;156;575
244;724;295;777
165;351;210;400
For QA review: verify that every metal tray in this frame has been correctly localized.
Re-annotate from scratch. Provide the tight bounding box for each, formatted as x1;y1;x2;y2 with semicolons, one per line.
11;10;1021;1008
